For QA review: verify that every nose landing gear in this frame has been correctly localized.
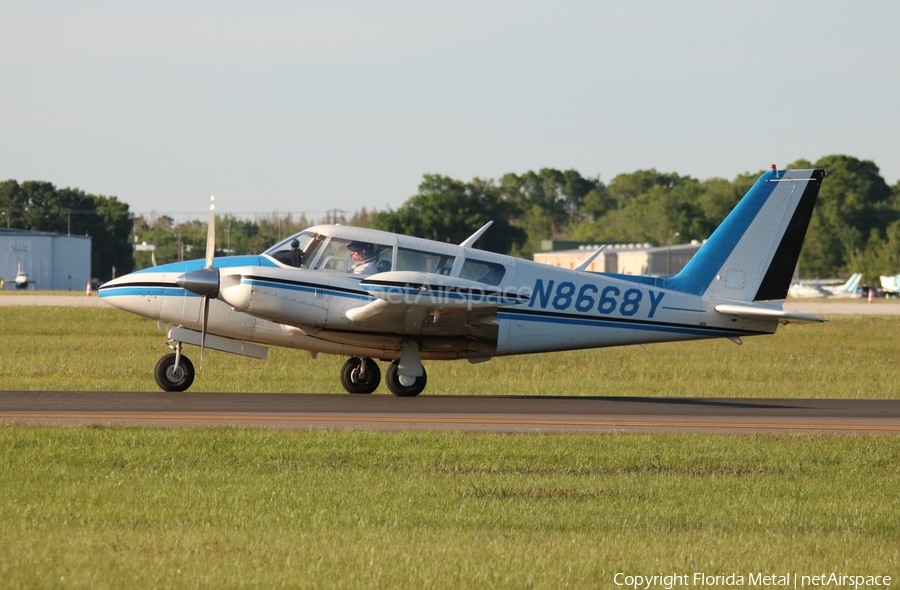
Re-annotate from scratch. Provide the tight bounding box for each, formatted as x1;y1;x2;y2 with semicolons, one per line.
154;342;195;392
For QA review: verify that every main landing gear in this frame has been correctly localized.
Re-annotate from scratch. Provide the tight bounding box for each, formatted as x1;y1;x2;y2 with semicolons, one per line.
339;357;427;396
385;361;427;397
340;357;381;394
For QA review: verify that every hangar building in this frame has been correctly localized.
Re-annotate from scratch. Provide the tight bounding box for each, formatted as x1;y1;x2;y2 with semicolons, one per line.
0;228;92;291
534;241;703;277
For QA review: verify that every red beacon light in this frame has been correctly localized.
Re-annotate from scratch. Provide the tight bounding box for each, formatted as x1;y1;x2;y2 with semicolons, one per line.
770;164;777;171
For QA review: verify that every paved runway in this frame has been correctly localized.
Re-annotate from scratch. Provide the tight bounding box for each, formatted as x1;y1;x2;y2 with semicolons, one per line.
3;296;898;434
2;391;898;434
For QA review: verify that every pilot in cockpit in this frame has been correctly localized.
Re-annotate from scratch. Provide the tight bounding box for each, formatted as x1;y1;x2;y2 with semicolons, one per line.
348;242;379;275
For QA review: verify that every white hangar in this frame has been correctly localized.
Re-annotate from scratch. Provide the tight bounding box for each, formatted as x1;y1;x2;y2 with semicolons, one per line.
0;228;92;291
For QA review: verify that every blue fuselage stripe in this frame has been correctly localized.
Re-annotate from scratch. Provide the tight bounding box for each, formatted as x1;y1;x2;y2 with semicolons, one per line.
497;310;763;338
100;285;193;298
241;278;373;301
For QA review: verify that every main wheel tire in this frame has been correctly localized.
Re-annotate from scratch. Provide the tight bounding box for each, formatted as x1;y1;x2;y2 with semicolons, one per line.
340;357;381;394
385;361;427;397
154;353;195;392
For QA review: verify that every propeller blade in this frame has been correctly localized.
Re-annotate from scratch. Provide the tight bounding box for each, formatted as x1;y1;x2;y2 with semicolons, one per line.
196;195;216;362
200;295;210;361
205;195;216;269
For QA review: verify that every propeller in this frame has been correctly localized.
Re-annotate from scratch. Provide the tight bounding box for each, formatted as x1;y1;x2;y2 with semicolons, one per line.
175;195;219;360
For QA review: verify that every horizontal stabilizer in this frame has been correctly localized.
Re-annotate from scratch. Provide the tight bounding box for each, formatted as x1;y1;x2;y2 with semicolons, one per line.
714;304;826;325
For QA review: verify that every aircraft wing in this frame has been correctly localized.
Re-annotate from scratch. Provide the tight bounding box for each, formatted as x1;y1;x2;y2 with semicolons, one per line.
345;271;529;333
714;304;826;325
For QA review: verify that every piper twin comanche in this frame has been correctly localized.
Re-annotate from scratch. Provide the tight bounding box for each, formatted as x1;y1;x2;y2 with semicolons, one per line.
100;167;826;396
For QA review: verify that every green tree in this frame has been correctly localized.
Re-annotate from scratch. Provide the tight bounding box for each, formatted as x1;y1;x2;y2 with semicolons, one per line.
0;180;134;281
798;155;894;278
694;171;759;235
17;181;63;231
369;174;526;254
573;170;703;245
846;221;900;281
0;180;24;228
498;168;605;256
91;195;134;280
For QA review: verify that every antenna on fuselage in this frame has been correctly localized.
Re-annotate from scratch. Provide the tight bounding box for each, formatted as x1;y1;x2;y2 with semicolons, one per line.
459;221;493;248
574;245;607;272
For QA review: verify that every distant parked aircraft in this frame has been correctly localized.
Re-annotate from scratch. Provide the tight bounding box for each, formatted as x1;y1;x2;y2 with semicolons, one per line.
788;273;862;299
881;275;899;298
821;273;862;298
14;263;29;290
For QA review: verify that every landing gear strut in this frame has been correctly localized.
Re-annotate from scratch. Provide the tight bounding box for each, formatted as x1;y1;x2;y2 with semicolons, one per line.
340;357;381;394
154;343;195;392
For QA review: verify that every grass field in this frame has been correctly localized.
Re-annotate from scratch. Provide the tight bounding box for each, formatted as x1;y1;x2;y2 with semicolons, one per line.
0;426;898;588
1;307;898;397
1;307;898;587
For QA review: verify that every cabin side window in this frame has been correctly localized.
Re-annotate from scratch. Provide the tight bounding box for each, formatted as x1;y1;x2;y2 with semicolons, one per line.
461;259;506;285
395;248;455;275
314;238;393;276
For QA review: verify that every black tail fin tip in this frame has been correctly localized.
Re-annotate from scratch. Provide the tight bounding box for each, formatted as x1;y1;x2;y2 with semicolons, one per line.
753;169;825;301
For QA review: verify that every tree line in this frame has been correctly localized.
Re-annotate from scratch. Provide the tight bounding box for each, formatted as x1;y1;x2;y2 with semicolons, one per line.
3;154;898;282
368;155;900;280
0;180;133;281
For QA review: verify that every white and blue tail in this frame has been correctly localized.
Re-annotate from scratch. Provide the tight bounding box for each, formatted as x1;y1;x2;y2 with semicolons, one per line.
833;273;861;294
664;168;825;302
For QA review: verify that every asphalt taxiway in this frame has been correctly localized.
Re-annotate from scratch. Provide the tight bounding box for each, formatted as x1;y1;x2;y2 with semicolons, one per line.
3;296;898;433
2;391;898;434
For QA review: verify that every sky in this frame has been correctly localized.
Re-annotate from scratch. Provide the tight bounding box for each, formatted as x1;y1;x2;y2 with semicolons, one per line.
2;1;898;221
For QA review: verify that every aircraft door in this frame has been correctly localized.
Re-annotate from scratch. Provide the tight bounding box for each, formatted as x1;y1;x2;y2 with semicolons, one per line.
179;291;202;323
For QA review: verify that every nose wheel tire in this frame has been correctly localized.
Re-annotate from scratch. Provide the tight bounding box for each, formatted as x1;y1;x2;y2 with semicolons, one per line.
386;361;427;397
340;357;381;394
154;353;195;392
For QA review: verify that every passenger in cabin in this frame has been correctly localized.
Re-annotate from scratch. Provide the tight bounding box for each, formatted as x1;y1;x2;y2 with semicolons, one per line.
348;242;379;275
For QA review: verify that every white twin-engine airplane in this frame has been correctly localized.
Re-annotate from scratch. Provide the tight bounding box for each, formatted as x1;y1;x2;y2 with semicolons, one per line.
100;167;826;396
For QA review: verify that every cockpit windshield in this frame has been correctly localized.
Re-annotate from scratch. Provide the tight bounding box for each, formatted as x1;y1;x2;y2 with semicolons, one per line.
264;231;325;269
264;231;394;276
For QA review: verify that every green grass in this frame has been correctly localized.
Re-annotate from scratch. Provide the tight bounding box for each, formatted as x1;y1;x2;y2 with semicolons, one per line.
0;307;898;397
0;426;898;588
2;308;899;587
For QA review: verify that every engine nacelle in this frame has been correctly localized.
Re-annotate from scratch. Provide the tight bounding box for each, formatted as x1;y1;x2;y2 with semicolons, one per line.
219;266;329;329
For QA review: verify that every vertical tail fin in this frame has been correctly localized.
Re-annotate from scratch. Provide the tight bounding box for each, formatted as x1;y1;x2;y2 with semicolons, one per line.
664;168;825;301
836;273;861;294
